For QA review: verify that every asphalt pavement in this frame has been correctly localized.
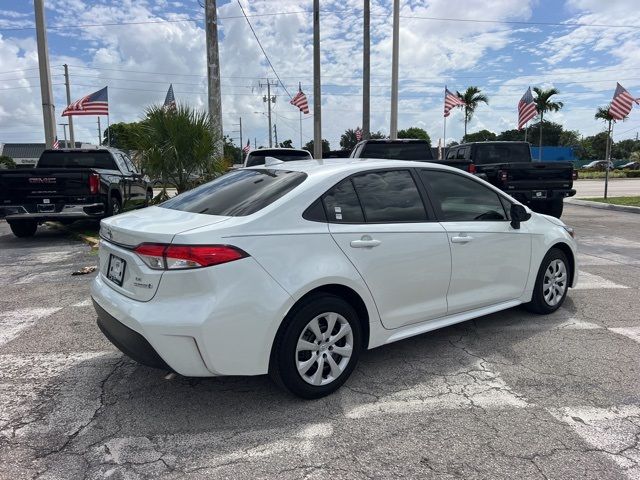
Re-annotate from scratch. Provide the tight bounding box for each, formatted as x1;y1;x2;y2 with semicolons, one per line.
1;205;639;479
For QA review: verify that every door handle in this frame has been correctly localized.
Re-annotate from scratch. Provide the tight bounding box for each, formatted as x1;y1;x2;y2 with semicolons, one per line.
350;236;381;248
451;235;473;244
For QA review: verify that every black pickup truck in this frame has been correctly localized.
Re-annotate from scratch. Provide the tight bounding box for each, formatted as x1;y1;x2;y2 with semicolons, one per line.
0;147;153;237
438;142;576;218
350;138;434;161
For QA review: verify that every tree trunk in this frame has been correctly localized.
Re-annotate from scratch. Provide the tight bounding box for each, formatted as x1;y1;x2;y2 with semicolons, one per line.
464;106;468;138
538;112;543;161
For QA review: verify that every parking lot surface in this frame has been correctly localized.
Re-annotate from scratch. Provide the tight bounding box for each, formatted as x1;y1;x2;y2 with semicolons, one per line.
574;178;640;198
1;204;639;480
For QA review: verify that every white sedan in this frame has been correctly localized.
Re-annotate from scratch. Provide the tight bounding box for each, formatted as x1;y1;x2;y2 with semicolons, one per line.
91;159;577;398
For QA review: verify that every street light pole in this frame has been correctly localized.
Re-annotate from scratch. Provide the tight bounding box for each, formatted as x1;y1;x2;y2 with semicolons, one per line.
58;123;68;146
313;0;322;159
205;0;224;158
363;0;370;139
34;0;57;148
389;0;400;139
63;64;75;146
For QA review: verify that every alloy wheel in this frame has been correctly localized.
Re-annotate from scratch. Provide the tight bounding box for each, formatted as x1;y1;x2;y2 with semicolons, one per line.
543;259;567;306
296;312;354;386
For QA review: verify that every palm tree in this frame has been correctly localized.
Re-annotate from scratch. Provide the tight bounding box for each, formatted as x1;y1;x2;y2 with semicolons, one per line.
594;105;619;198
533;87;563;161
136;104;226;194
456;86;489;137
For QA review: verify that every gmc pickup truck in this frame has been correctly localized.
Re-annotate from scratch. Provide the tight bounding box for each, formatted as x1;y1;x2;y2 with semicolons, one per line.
439;142;576;218
0;147;153;237
350;139;434;161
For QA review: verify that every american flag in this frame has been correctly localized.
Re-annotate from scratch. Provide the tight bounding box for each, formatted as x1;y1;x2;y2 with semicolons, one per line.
290;84;309;114
518;87;537;130
52;137;59;149
444;87;465;117
242;139;250;154
164;84;176;109
62;87;109;116
355;127;363;142
609;83;639;121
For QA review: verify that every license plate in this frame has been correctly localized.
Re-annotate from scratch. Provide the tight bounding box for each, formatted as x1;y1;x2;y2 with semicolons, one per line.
107;254;126;286
533;190;547;199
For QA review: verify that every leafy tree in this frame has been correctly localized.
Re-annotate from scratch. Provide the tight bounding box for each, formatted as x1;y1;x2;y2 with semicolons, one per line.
340;129;360;150
558;130;581;147
533;87;563;159
279;139;294;148
398;127;431;145
594;105;618;161
588;132;610;160
446;141;459;148
456;86;489;137
136;104;226;193
102;121;143;150
496;129;525;142
0;155;16;169
370;131;386;139
462;129;496;143
525;121;564;147
303;139;330;155
612;139;640;160
630;151;640;161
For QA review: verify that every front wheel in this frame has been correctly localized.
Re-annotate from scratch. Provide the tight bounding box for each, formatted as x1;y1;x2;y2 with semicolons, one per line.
8;220;38;238
108;196;122;217
270;294;362;399
524;248;570;314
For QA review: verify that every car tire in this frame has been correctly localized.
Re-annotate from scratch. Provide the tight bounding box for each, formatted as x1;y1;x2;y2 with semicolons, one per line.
546;199;564;218
8;220;38;238
524;248;570;315
270;294;362;399
108;196;122;216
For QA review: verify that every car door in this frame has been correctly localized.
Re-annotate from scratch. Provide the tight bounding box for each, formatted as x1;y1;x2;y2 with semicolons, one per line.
120;153;147;206
418;169;532;315
325;169;452;330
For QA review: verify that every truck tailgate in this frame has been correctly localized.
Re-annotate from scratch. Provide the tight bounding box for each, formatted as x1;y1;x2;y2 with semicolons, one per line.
491;162;574;190
0;168;93;202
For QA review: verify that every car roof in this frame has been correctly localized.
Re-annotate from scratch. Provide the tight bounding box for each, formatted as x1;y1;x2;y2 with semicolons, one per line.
247;148;310;155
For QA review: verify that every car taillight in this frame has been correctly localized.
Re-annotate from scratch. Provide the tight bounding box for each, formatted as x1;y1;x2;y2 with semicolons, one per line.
134;243;248;270
467;163;476;174
89;173;100;194
572;169;578;180
499;170;508;182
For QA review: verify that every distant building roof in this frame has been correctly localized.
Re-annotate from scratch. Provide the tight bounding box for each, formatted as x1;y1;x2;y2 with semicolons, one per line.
1;141;85;159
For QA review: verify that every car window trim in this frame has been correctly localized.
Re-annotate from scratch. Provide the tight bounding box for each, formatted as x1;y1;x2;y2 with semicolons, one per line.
416;168;510;223
311;167;436;224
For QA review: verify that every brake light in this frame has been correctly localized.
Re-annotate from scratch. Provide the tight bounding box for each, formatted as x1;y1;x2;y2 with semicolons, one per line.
572;169;578;180
89;173;100;194
134;243;248;270
467;163;476;174
499;170;508;182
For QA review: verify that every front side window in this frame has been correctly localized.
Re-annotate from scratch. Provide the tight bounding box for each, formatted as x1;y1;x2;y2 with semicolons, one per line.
419;170;507;222
161;169;306;216
351;170;428;222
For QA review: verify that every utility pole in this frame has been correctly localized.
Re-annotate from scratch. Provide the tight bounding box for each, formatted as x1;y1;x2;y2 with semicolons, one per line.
63;64;75;146
34;0;56;148
313;0;322;159
97;118;102;146
58;123;68;146
274;124;278;147
239;116;243;162
389;0;400;139
259;80;277;147
362;0;370;139
205;0;224;158
254;137;257;149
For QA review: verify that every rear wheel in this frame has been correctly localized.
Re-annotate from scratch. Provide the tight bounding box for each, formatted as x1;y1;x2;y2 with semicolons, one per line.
270;294;362;399
8;220;37;238
108;196;122;216
524;248;570;314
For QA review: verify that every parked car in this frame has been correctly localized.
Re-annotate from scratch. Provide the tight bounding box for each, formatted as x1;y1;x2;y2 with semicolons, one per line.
244;148;312;167
583;160;614;171
617;161;640;170
350;138;434;161
92;159;577;399
436;142;576;218
0;147;152;238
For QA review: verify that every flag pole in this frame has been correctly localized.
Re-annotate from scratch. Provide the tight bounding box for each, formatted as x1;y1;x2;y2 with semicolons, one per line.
299;110;303;149
106;114;111;147
524;122;528;143
443;116;447;149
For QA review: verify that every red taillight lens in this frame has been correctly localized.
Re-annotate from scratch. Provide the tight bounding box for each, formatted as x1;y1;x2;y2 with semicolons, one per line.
467;163;476;174
89;173;100;194
572;169;578;180
134;243;248;270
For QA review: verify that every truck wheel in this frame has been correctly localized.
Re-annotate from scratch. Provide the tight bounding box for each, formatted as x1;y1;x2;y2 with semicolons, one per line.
9;220;38;238
546;199;564;218
108;196;122;216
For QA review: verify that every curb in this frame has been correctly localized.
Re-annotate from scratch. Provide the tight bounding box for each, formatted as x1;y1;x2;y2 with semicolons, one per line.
567;198;640;214
44;222;100;249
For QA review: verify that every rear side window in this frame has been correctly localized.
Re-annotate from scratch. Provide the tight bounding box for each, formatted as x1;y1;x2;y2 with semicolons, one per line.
360;143;433;161
323;179;365;223
37;151;117;170
161;169;307;216
419;170;507;222
456;147;467;160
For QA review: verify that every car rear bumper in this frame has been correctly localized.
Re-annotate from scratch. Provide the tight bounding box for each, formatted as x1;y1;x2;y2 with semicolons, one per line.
2;203;105;221
508;189;576;202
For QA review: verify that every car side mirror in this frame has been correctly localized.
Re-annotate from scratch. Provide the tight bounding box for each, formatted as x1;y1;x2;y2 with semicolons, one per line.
510;204;531;229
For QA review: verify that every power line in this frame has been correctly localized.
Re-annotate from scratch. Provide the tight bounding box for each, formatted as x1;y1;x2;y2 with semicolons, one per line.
236;1;292;98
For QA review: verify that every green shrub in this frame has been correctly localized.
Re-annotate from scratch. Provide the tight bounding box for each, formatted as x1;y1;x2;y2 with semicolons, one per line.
627;170;640;178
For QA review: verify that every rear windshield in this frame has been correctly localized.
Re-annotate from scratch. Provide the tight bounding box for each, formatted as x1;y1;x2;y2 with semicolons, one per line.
360;143;433;161
473;144;531;164
160;169;307;216
37;151;117;169
246;150;311;167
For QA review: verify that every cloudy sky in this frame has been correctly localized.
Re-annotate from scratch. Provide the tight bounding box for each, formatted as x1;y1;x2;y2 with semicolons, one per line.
1;0;640;149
